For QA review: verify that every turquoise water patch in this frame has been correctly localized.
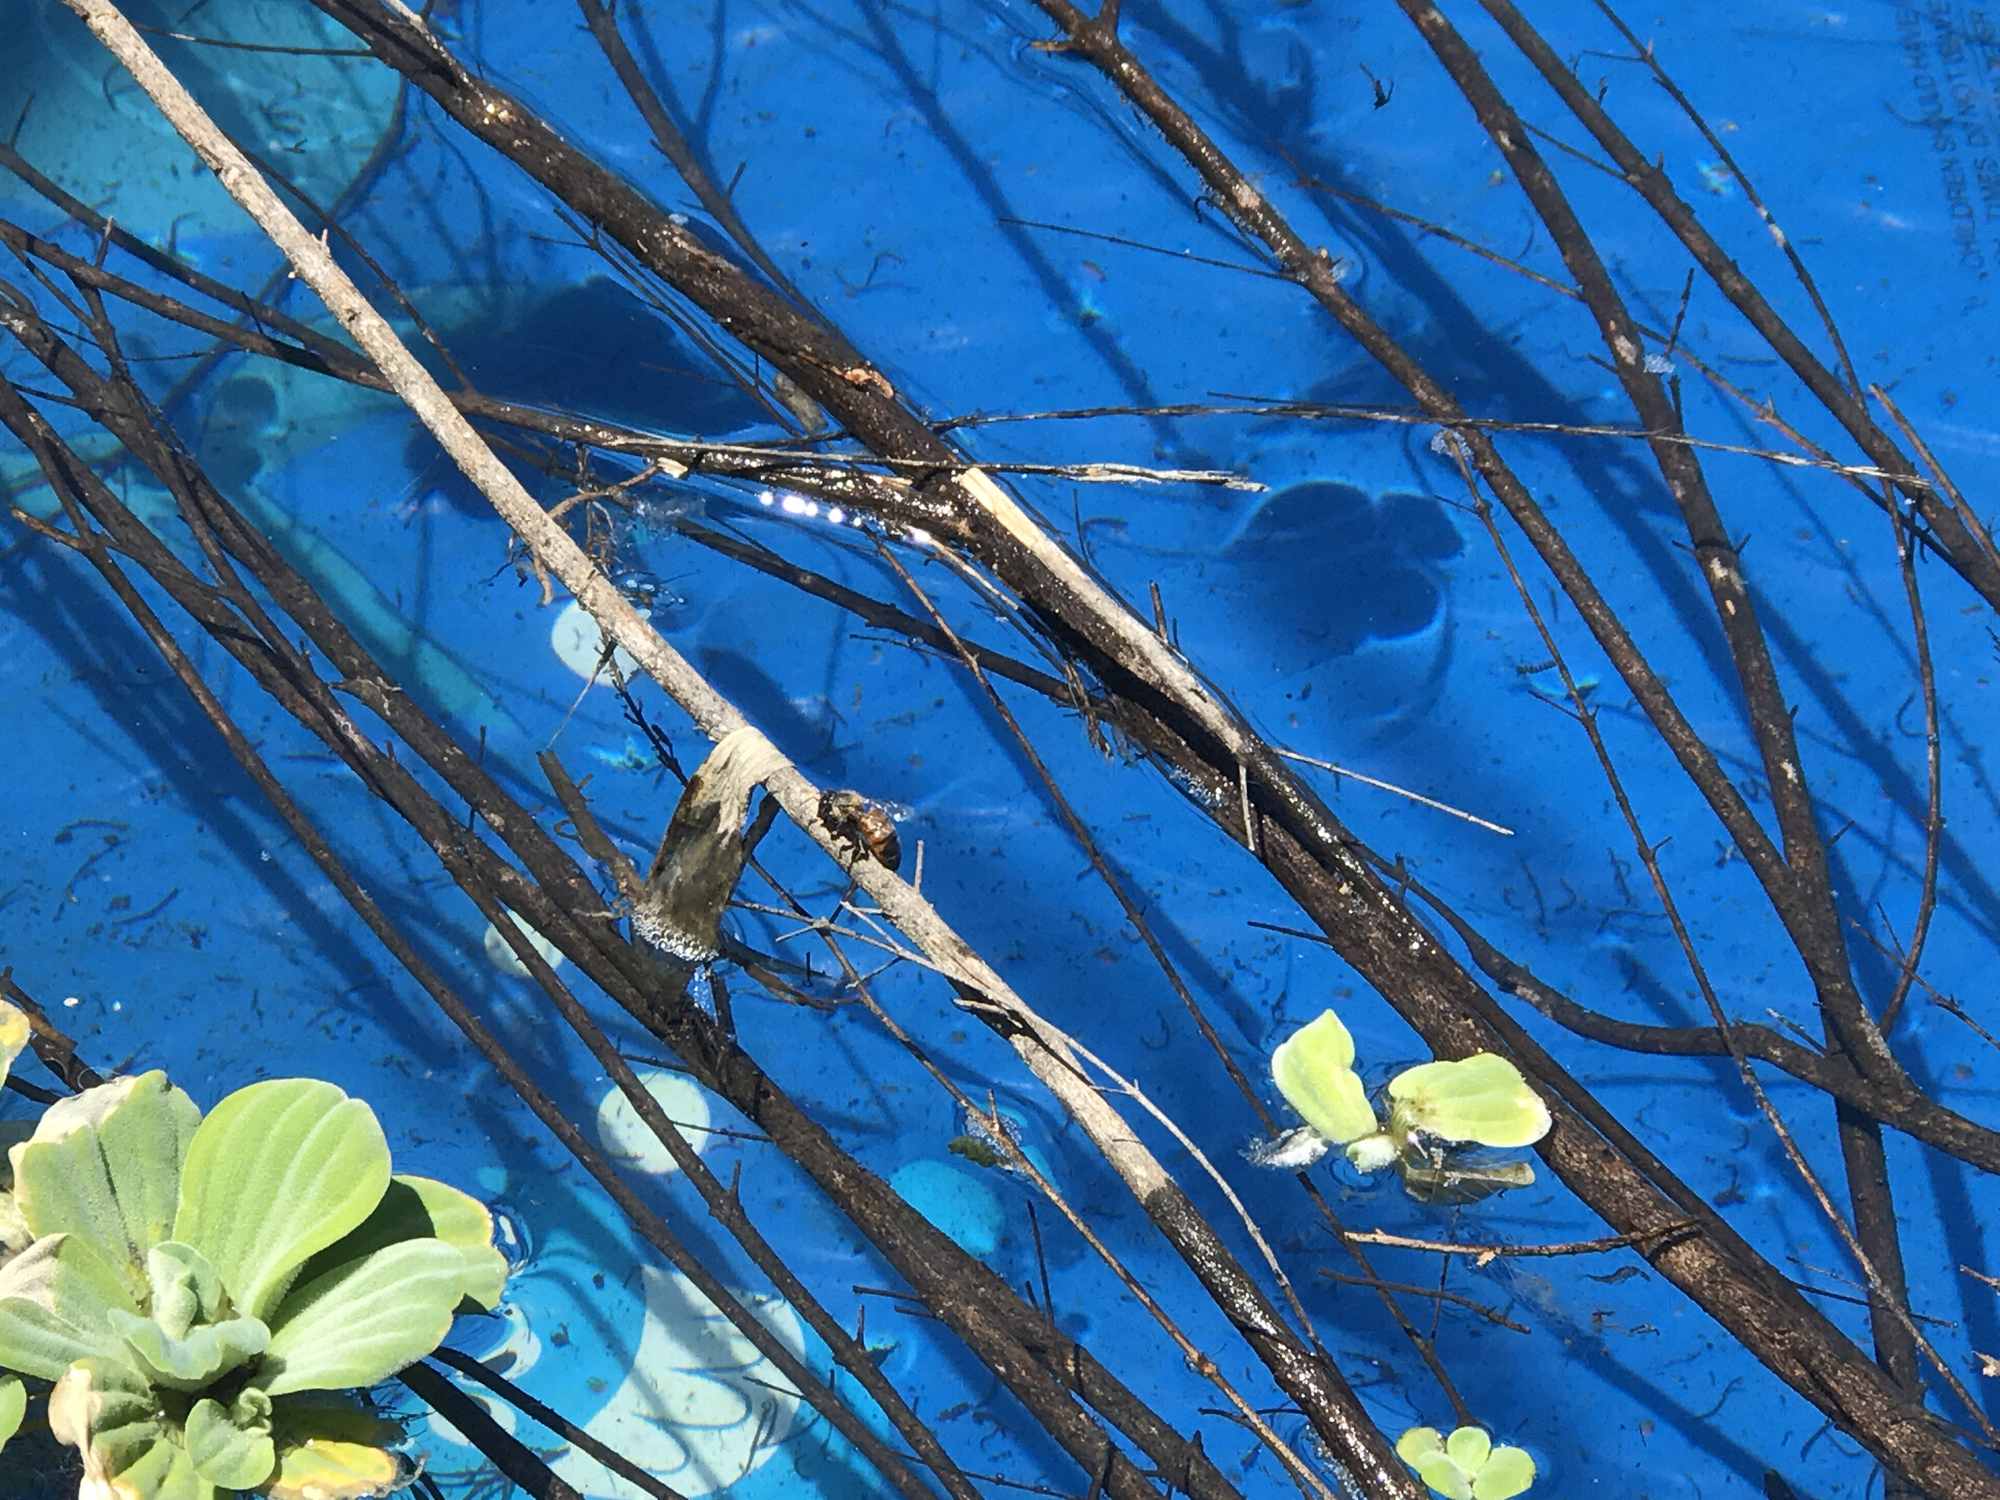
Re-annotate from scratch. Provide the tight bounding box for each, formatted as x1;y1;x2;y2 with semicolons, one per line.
889;1159;1006;1259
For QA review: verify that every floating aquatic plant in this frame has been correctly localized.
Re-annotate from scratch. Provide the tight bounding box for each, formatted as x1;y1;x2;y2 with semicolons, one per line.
1259;1008;1551;1199
0;1003;506;1500
1396;1424;1536;1500
1379;1052;1554;1155
0;1000;29;1452
1269;1008;1378;1150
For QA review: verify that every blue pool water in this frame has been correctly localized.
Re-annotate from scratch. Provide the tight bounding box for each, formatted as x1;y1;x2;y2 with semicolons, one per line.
3;1;1997;1497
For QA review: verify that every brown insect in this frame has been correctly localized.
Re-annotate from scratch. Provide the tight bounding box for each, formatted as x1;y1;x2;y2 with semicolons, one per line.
818;789;902;873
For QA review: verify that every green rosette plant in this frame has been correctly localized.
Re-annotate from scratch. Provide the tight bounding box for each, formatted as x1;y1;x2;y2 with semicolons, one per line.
1396;1424;1536;1500
0;997;31;1453
0;1022;508;1500
1260;1007;1552;1200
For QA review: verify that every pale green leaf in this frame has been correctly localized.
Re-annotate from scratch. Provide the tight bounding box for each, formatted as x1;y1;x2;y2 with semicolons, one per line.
172;1079;392;1322
145;1242;225;1340
11;1072;201;1294
1277;1008;1356;1072
393;1176;508;1312
1409;1453;1473;1500
1396;1426;1442;1462
0;1374;24;1452
1444;1426;1491;1472
260;1397;406;1500
0;1002;27;1093
186;1389;277;1489
0;1232;141;1378
110;1306;269;1392
1387;1054;1551;1149
49;1355;217;1500
112;1443;217;1500
1271;1010;1378;1144
1397;1425;1472;1500
0;1118;37;1255
1472;1445;1536;1500
256;1239;464;1395
49;1355;163;1474
299;1175;507;1315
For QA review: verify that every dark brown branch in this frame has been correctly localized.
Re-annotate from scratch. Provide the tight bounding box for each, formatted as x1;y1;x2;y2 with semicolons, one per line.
1;381;952;1500
1017;8;1993;1488
1869;393;1956;1035
428;1347;689;1500
1;304;1243;1500
1447;426;1960;1442
0;971;106;1092
573;0;811;310
1022;0;1867;1094
400;1363;582;1500
670;517;1077;703
1391;6;1943;1458
1872;383;2000;573
1389;871;2000;1175
1475;0;2000;609
1395;0;1897;1092
864;530;1476;1426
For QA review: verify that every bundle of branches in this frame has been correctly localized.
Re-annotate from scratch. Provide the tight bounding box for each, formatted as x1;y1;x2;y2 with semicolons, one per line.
2;1;1996;1497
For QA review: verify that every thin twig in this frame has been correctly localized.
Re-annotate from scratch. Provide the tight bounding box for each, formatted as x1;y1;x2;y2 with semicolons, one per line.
1341;1224;1699;1266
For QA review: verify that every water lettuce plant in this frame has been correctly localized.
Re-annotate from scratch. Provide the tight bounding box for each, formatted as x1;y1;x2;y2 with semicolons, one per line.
0;1011;506;1500
1261;1007;1551;1198
1396;1424;1536;1500
0;1000;29;1452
